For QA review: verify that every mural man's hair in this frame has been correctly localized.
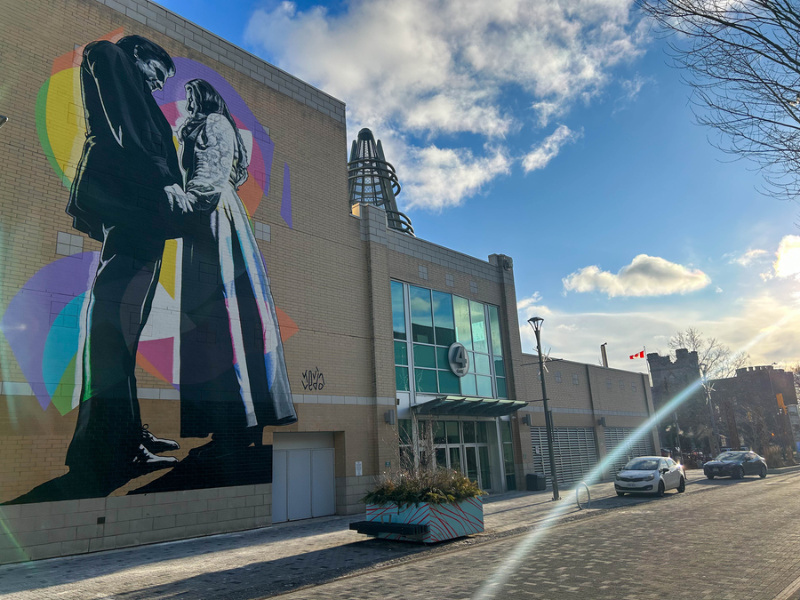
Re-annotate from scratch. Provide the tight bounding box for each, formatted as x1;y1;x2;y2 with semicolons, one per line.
117;35;175;75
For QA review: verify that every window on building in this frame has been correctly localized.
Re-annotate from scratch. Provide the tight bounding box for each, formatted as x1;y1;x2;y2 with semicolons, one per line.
410;286;434;344
572;374;579;385
391;281;506;399
606;378;612;390
399;418;414;468
488;305;506;398
555;371;562;383
392;281;410;391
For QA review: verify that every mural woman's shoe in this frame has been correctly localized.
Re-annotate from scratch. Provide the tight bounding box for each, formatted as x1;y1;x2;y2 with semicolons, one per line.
141;424;180;453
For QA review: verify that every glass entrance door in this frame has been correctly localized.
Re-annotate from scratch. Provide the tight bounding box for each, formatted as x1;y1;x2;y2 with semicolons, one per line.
465;446;478;482
425;419;494;491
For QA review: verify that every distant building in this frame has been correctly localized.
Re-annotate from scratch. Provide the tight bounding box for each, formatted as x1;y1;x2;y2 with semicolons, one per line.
647;349;797;455
516;359;659;485
647;349;710;452
711;366;797;453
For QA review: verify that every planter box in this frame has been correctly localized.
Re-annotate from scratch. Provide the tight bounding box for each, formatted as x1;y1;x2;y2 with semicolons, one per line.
365;497;484;543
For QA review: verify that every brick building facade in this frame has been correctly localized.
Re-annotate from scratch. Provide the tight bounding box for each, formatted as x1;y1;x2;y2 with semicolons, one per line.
0;0;660;564
711;366;797;453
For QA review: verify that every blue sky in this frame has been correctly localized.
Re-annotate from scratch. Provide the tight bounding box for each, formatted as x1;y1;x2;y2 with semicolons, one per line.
154;0;800;372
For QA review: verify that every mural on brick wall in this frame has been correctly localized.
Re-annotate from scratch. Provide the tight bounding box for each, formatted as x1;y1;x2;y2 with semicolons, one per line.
1;32;298;503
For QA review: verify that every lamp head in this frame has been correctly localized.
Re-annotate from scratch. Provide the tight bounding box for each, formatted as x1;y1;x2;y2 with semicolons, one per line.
527;316;544;332
0;115;7;128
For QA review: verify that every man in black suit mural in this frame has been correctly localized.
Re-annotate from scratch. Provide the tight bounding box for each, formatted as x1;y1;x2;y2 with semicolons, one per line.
65;35;190;480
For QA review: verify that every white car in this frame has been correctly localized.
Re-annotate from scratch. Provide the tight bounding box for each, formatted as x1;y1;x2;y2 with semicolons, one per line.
614;456;686;497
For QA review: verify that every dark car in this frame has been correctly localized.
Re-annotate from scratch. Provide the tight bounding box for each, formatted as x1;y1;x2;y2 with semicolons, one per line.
703;451;767;480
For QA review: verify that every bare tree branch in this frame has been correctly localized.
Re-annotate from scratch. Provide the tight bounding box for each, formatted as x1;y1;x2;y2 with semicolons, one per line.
638;0;800;200
668;326;750;377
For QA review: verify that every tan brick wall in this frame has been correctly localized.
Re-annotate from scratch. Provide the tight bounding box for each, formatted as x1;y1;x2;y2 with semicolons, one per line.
0;0;390;559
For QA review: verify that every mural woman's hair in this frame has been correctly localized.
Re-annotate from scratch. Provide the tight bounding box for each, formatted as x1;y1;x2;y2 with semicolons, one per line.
182;78;250;187
117;35;175;75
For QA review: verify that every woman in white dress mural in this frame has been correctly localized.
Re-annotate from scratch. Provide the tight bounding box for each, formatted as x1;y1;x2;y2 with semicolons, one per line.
172;78;296;460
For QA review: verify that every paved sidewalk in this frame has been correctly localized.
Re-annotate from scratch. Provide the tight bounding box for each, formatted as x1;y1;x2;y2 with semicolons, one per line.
0;470;716;599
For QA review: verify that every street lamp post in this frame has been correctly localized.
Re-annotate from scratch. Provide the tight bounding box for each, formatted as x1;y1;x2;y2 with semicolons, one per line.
528;317;560;501
700;364;720;456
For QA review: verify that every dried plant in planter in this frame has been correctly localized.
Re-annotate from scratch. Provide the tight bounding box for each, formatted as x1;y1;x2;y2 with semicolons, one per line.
363;467;485;508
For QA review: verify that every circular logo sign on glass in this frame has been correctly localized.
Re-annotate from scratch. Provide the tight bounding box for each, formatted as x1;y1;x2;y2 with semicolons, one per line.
448;342;469;377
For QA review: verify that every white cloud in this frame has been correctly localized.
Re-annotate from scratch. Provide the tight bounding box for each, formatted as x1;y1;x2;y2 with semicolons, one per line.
245;0;645;210
621;75;647;102
612;73;650;113
517;292;543;311
522;125;582;173
729;248;769;267
517;292;800;371
772;235;800;279
562;254;711;297
403;145;512;211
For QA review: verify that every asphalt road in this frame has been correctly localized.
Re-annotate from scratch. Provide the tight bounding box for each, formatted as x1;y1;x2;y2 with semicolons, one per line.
278;470;800;600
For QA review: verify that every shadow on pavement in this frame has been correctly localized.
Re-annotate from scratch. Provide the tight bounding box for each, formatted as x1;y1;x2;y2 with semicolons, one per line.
0;536;442;599
107;540;436;600
585;491;687;509
690;476;766;487
0;514;454;595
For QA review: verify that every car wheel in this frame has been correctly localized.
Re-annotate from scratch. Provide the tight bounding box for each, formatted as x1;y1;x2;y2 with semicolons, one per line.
734;466;744;480
677;477;686;493
616;491;625;497
759;466;767;479
656;481;665;497
706;474;715;480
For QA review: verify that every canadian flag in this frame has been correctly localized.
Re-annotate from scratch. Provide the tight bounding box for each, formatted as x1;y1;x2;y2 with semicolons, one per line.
629;351;645;360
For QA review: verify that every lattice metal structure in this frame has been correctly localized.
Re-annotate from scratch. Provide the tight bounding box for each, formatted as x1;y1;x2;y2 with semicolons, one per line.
348;128;414;236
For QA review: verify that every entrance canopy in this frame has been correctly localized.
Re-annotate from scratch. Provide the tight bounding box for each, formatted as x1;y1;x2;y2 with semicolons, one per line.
413;396;527;417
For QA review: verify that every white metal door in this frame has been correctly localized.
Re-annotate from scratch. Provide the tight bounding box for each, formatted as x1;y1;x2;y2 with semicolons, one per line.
273;445;337;523
272;450;288;523
311;448;335;517
530;427;597;487
287;449;313;521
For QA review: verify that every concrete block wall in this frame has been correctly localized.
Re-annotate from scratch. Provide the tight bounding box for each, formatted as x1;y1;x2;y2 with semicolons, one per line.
335;475;377;515
0;484;271;564
514;357;658;481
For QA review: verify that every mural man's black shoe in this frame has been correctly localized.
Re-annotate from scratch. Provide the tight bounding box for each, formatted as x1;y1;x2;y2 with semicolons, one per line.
141;424;180;453
130;444;178;473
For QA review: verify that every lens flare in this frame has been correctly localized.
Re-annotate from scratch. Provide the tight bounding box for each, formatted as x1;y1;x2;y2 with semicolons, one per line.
474;314;793;599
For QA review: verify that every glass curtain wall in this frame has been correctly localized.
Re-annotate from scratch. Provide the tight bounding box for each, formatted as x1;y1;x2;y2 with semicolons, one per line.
391;281;506;398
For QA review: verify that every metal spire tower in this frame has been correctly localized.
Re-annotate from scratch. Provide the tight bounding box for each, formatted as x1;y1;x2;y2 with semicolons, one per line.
347;128;414;236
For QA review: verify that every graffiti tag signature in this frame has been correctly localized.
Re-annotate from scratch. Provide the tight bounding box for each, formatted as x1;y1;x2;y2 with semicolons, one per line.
301;367;326;391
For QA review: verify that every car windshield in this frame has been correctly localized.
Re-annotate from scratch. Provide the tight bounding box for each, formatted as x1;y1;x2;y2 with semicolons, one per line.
715;452;746;462
623;458;659;471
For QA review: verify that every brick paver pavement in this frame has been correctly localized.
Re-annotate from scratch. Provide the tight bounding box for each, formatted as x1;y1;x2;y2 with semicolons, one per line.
0;469;796;599
277;471;800;600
